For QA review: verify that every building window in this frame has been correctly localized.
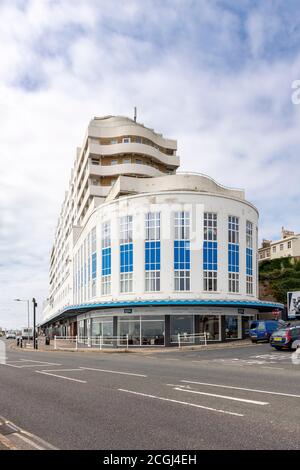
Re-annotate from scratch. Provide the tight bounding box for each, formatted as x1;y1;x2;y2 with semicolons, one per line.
204;271;217;291
111;159;118;165
174;211;190;291
120;216;133;293
246;275;253;295
120;215;133;244
101;221;111;295
120;243;133;273
122;137;131;143
120;272;133;293
228;216;239;293
145;212;161;292
288;241;292;249
91;227;97;297
145;271;160;292
273;246;276;253
170;315;194;343
246;221;253;295
280;244;283;251
203;213;217;291
229;273;239;293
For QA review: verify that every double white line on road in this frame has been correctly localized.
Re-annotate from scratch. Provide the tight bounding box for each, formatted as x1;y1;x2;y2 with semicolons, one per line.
36;369;87;383
79;367;147;377
174;387;268;405
4;359;62;368
180;380;300;399
35;367;147;383
118;389;244;417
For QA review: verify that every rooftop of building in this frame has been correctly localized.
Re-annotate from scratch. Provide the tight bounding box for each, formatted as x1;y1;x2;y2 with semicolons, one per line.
259;227;300;250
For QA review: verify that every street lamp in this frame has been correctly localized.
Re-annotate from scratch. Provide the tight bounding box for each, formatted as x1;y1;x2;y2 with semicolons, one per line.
13;299;30;344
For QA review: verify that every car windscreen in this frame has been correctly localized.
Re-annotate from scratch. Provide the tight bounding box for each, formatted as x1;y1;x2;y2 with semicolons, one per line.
272;329;287;337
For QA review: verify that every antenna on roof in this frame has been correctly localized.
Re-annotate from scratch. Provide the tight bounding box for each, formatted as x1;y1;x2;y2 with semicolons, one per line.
134;106;137;122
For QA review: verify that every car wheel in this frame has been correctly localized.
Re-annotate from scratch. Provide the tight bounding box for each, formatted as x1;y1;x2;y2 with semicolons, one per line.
251;339;257;343
274;346;282;351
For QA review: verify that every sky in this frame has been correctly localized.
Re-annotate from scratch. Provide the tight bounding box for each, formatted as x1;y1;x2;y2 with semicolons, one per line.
1;0;300;328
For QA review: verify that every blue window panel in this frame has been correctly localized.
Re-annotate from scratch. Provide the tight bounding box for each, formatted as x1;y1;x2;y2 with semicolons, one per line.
145;241;160;271
246;248;253;276
120;243;133;273
203;241;218;271
92;253;97;279
228;243;239;273
145;248;150;265
174;240;190;270
102;248;111;276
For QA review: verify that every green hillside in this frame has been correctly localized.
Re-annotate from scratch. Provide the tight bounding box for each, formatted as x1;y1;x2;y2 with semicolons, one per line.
259;257;300;304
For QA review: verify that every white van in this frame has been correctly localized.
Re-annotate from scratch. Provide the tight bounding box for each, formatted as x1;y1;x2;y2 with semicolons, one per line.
21;328;34;340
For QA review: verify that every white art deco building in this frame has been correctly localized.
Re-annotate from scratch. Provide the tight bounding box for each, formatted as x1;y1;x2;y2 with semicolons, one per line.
41;115;282;345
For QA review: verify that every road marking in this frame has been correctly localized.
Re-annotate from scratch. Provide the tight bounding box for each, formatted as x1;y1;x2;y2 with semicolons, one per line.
40;368;84;372
181;381;300;399
79;367;147;377
35;370;87;383
0;416;58;450
12;433;45;450
20;359;62;366
174;387;269;405
261;366;283;370
118;389;243;417
4;359;62;368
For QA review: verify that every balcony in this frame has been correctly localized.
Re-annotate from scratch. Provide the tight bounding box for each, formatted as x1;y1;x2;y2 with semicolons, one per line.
89;142;180;168
89;162;166;178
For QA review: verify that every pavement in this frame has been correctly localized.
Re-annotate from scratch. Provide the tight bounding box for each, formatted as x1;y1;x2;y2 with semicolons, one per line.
0;340;300;450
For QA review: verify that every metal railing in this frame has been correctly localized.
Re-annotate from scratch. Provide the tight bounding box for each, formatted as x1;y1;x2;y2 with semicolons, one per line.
54;335;129;351
177;332;208;348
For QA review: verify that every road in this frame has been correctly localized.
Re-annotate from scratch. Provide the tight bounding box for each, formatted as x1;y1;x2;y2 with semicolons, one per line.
0;341;299;450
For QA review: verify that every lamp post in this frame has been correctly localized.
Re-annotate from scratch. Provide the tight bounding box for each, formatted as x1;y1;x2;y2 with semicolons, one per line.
14;299;30;344
32;298;37;349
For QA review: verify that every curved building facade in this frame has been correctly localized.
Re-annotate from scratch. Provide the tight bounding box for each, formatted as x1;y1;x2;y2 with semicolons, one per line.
42;116;283;345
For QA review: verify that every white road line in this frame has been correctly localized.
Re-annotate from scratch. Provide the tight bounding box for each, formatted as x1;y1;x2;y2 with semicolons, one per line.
20;359;62;366
12;433;45;450
118;389;244;417
261;366;283;370
4;364;24;368
79;367;147;377
0;416;57;450
181;380;300;399
35;370;87;383
14;364;62;368
174;387;269;405
40;368;84;372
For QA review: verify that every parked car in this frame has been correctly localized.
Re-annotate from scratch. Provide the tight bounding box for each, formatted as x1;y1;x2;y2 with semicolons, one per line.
270;324;300;350
6;331;16;340
249;320;284;343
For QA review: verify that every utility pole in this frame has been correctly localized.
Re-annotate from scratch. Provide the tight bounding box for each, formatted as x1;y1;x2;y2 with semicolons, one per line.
32;298;37;349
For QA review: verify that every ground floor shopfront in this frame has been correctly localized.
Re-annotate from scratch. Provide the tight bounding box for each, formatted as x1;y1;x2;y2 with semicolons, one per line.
44;305;267;346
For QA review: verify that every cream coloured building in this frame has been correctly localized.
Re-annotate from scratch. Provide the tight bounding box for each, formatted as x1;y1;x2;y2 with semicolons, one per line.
259;228;300;262
41;115;282;345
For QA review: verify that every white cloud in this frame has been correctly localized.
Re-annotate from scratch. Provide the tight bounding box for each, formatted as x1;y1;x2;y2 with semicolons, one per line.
0;0;300;327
